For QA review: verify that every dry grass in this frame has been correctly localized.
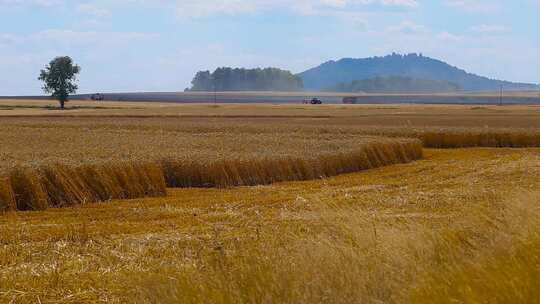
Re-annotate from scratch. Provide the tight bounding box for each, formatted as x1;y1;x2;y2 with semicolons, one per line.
134;193;540;304
1;148;539;303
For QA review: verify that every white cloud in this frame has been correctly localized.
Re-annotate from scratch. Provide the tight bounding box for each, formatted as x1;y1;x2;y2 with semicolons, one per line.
171;0;419;19
77;4;110;17
0;33;19;45
0;53;44;66
381;0;418;7
0;0;62;6
437;31;464;42
386;20;427;34
444;0;500;13
1;0;418;20
32;30;159;46
0;29;159;48
470;24;510;34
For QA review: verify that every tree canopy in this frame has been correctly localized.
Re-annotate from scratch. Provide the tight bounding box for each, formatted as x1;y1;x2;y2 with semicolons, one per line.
39;56;81;109
330;76;461;93
188;67;303;91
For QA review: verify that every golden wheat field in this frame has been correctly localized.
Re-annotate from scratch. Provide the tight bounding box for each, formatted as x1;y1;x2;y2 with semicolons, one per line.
1;100;540;303
0;115;423;211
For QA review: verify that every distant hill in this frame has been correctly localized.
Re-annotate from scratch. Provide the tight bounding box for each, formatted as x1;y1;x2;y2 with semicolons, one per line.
298;53;539;92
330;76;460;93
187;67;303;92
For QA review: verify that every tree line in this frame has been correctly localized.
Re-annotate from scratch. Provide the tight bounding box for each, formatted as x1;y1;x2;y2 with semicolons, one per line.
187;67;303;91
330;76;461;93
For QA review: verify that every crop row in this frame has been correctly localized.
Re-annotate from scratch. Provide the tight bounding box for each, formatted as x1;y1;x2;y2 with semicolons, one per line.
0;139;422;211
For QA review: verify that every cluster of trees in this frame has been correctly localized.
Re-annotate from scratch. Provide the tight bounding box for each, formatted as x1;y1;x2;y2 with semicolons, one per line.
188;67;303;91
330;76;461;93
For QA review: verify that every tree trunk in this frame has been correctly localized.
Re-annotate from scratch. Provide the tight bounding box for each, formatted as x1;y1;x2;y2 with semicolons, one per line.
59;100;65;110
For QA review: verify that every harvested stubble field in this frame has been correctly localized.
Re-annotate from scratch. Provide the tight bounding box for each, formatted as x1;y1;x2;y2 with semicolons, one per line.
1;101;540;303
3;100;540;148
1;148;540;303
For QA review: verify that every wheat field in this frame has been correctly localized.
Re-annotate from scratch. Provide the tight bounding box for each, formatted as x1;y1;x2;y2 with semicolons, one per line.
1;101;540;303
0;115;423;210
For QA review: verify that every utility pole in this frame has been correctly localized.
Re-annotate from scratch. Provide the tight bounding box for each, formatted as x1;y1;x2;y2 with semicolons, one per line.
499;85;503;106
213;79;217;104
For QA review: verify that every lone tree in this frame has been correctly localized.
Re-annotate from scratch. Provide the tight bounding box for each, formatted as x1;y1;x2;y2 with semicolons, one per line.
39;56;81;109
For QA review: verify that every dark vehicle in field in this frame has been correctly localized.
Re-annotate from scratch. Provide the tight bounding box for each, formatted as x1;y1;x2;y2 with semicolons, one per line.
303;98;323;104
343;97;359;104
91;93;104;101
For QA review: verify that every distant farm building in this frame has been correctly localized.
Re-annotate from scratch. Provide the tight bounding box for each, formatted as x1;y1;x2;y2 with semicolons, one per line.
343;97;359;104
91;93;104;101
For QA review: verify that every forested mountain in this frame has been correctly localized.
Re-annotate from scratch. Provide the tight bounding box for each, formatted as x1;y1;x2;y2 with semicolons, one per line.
188;67;303;91
330;76;460;93
299;53;539;91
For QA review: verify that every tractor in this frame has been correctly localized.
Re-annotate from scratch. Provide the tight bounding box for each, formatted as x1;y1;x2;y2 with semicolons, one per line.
303;98;322;104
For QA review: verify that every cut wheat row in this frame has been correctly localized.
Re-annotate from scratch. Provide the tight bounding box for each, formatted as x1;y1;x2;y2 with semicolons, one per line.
161;141;423;187
0;140;423;211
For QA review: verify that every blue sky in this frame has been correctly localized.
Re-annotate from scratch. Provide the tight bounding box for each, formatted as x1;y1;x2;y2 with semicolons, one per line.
0;0;539;95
